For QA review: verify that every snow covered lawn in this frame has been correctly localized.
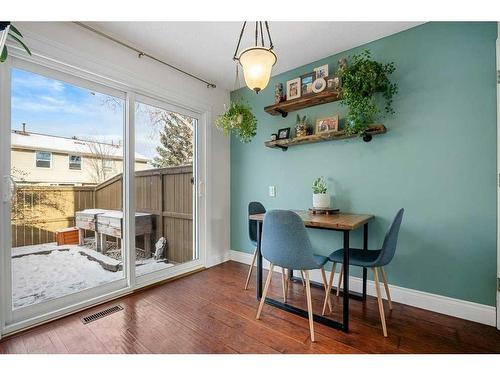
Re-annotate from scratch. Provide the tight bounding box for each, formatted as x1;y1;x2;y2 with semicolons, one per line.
12;243;173;309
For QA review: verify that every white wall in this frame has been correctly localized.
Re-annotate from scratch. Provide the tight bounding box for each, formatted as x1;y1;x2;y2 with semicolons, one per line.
13;22;231;266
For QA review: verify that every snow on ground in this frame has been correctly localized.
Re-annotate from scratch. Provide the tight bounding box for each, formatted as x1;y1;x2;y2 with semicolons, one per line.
12;243;173;309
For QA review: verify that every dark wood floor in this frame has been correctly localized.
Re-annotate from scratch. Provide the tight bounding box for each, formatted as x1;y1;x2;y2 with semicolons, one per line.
1;261;499;354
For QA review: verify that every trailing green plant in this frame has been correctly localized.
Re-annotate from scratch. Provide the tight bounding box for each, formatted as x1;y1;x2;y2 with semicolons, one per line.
312;177;327;194
215;101;257;143
337;49;397;136
0;23;31;63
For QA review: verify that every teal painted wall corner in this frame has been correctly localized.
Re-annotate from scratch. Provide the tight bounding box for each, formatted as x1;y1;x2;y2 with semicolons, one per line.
229;22;498;306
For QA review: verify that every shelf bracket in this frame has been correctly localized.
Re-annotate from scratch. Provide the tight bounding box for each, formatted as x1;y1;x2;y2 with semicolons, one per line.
275;144;288;151
275;108;288;118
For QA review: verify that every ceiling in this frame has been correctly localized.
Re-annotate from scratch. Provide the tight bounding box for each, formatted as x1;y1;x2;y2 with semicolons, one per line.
89;22;423;91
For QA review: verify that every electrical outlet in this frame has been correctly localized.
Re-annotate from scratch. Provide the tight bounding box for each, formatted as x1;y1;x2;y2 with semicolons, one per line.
269;186;276;197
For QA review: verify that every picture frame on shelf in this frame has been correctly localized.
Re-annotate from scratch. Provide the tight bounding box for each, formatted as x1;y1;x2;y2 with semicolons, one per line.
326;75;341;90
315;116;339;134
286;78;301;100
312;77;327;93
300;72;315;96
277;127;291;140
313;64;329;79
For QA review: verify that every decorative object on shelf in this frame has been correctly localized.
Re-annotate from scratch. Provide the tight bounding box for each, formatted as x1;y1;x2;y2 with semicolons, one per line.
312;177;330;209
295;114;309;138
215;101;257;143
277;127;291;140
270;133;278;141
312;77;327;93
337;57;348;75
264;89;341;117
0;22;31;63
326;75;341;90
315;115;339;134
232;21;277;93
274;83;285;103
313;64;329;79
337;49;398;138
286;78;301;100
309;208;339;215
300;72;315;96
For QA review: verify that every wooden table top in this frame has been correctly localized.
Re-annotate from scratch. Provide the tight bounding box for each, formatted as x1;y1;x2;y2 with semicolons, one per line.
249;210;374;231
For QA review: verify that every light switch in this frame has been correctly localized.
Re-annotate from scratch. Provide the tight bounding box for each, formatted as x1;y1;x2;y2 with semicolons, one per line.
269;186;276;197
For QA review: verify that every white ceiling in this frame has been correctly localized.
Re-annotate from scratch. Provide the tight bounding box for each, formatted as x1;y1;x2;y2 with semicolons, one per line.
89;22;423;91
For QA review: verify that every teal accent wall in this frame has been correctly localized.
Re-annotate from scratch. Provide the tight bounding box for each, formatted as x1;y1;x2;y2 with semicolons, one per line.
230;22;498;306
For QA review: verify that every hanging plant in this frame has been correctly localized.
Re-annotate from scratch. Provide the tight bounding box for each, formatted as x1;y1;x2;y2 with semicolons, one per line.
0;23;31;63
215;101;257;143
338;49;397;136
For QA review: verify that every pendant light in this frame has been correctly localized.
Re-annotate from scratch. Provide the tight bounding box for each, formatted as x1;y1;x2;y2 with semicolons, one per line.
233;21;277;93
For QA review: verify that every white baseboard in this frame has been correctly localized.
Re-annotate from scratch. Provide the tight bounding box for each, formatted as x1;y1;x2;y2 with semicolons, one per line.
229;250;497;327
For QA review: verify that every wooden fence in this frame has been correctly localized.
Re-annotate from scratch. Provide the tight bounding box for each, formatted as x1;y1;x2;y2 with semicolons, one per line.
12;166;194;263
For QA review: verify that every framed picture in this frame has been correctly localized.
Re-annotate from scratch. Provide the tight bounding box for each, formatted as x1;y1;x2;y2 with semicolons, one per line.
300;72;315;96
312;77;326;93
286;78;301;100
277;127;291;140
315;116;339;134
314;64;329;79
326;75;341;90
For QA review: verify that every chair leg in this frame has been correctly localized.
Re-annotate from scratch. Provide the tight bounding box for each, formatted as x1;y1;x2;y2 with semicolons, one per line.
336;264;343;296
303;270;315;342
281;267;287;303
244;247;258;290
322;262;336;316
380;267;393;310
299;270;305;287
373;267;388;337
256;263;274;319
320;267;333;313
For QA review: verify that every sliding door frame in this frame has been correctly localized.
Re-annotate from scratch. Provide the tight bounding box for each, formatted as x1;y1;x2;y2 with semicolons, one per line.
496;21;500;331
0;47;209;336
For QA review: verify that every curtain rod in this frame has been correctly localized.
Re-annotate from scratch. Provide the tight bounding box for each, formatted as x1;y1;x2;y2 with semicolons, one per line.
73;22;216;89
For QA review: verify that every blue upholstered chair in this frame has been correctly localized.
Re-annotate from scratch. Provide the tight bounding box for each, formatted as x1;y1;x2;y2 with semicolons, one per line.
256;210;331;342
244;202;267;290
323;208;404;337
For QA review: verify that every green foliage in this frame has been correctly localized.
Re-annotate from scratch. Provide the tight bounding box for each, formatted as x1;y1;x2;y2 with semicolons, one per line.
1;24;31;63
216;101;257;143
312;177;327;194
338;49;398;135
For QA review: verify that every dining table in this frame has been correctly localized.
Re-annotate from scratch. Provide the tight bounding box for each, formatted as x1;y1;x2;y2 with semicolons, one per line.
249;210;374;332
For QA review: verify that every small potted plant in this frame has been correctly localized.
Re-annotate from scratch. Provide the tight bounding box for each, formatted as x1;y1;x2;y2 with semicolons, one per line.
312;177;329;208
295;114;309;138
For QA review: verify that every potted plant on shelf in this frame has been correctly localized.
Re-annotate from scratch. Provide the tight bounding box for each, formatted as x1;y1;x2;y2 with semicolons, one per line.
215;101;257;143
312;177;329;208
295;114;309;138
337;49;398;141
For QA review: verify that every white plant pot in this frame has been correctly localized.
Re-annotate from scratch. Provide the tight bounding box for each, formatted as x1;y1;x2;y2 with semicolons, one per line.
312;193;330;208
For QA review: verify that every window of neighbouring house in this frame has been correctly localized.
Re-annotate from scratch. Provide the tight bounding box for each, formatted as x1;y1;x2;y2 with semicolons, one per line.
103;159;113;171
35;151;51;168
69;155;82;170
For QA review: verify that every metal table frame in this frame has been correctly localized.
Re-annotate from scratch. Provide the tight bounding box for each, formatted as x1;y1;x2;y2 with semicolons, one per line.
255;220;369;332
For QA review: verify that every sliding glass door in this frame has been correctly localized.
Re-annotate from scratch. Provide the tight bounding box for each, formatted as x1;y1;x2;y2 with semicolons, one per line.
0;57;203;333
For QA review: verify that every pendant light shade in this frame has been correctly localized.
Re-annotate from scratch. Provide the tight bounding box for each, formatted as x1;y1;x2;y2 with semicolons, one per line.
233;22;277;94
239;47;277;93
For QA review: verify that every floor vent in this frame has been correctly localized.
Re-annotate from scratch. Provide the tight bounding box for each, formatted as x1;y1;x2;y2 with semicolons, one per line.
81;305;123;324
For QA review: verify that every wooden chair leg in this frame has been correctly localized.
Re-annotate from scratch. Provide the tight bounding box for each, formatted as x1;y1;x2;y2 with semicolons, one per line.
281;267;287;303
244;247;258;290
373;267;388;337
322;262;336;315
380;267;393;310
299;270;305;287
303;270;315;342
336;264;343;296
320;267;333;313
256;263;274;319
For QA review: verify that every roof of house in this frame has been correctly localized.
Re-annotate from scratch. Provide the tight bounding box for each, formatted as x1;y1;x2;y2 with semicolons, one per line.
11;131;149;162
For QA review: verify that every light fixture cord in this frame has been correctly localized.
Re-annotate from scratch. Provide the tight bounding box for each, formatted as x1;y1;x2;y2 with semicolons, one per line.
265;22;274;50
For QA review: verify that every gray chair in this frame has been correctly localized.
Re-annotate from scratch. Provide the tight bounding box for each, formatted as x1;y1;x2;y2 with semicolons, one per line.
244;202;267;290
256;210;331;342
323;208;404;337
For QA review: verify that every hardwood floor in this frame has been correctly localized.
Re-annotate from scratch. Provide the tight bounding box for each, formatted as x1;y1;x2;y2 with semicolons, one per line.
1;261;499;354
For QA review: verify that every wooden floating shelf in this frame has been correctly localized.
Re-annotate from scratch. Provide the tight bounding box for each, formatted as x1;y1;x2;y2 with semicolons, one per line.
264;89;341;117
265;124;387;151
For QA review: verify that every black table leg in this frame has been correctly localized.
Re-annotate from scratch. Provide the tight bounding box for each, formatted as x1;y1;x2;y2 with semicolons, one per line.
342;230;350;332
362;223;368;300
256;220;263;300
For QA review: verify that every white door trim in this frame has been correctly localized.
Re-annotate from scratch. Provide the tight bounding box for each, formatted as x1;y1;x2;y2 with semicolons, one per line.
496;21;500;331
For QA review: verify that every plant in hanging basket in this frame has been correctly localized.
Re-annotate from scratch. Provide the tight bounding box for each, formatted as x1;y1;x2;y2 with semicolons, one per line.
216;101;257;143
337;49;398;137
215;102;257;143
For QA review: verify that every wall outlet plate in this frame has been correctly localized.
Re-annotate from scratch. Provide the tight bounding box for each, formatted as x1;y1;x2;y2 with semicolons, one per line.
269;186;276;197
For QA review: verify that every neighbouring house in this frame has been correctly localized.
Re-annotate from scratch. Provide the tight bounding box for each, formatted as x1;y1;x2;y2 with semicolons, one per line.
11;125;149;186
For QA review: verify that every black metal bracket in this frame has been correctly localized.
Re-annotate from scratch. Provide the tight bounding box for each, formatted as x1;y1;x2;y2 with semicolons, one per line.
275;144;288;151
275;108;288;118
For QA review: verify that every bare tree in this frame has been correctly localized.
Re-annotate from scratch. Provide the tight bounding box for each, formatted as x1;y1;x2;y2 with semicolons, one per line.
84;138;120;183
